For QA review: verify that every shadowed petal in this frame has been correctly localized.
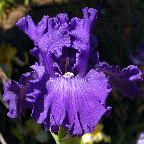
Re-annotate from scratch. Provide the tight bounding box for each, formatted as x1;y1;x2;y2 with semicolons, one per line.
25;63;49;121
3;72;33;119
99;62;142;100
3;80;22;119
30;47;44;65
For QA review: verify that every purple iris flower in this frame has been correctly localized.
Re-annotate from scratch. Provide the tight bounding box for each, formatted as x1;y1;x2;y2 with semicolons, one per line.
3;7;142;136
98;62;142;100
3;72;33;120
129;42;144;99
136;133;144;144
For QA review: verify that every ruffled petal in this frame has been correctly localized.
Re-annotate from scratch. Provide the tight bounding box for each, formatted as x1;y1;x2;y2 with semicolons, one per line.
16;8;98;76
14;8;111;137
25;63;50;122
37;16;71;75
99;62;142;100
3;72;33;119
70;7;98;75
19;72;34;86
26;63;49;101
3;80;22;119
29;68;111;136
16;16;49;44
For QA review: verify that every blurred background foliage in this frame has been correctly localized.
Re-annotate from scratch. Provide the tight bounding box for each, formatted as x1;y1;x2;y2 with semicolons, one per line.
0;0;144;144
0;0;29;15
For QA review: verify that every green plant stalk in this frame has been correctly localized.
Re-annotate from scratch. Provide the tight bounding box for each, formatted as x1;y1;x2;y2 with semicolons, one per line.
50;129;60;144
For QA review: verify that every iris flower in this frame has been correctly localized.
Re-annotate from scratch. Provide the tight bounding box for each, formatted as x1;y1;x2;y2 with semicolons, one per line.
3;7;142;136
129;42;144;99
136;133;144;144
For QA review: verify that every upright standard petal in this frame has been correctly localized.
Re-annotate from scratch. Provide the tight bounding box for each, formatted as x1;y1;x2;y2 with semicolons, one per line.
70;7;98;75
16;16;49;44
17;14;71;76
98;62;142;100
16;8;98;76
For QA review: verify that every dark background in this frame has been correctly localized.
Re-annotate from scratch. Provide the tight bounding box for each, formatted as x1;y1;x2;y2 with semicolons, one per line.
0;0;144;143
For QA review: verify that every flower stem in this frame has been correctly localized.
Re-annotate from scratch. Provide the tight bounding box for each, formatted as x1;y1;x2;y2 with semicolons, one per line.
0;132;7;144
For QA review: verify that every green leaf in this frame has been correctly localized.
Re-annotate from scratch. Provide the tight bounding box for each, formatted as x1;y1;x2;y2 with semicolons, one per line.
50;129;60;144
50;127;81;144
60;135;81;144
58;127;81;144
58;127;68;142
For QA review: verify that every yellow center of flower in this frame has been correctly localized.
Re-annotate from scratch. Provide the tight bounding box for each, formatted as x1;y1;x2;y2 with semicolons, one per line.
63;72;74;78
81;124;111;144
